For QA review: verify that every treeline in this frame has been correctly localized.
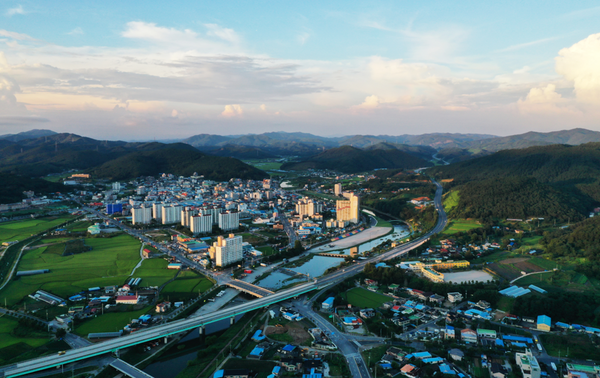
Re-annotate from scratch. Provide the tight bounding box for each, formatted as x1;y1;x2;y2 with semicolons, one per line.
0;172;64;203
447;177;586;222
513;291;600;325
541;216;600;279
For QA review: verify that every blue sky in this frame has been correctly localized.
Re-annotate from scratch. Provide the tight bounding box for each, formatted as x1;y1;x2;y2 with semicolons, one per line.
1;1;600;139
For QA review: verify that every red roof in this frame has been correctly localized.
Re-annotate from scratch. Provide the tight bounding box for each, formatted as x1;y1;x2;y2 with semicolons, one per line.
116;295;138;301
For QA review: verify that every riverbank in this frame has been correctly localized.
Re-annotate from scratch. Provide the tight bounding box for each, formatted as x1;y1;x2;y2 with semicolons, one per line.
307;226;392;253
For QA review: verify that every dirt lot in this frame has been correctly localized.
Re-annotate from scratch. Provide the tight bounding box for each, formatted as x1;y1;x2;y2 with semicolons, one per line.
489;257;545;280
264;321;311;345
487;262;521;281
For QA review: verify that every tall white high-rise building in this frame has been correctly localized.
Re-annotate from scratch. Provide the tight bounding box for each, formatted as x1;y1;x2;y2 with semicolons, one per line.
218;211;240;231
181;207;198;227
334;183;342;196
191;214;212;234
211;234;243;267
132;205;152;225
295;198;322;217
162;204;182;224
336;193;360;224
152;203;163;221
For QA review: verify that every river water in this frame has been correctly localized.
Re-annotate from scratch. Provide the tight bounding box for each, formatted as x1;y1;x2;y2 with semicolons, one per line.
143;314;243;378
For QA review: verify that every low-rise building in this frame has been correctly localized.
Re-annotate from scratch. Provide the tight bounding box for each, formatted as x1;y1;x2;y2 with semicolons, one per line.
537;315;551;332
516;349;541;378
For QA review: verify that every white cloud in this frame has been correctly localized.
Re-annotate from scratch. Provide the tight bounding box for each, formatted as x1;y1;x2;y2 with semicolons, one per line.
171;109;179;118
555;33;600;104
260;104;266;111
297;32;310;45
517;84;571;114
356;95;381;109
5;5;24;17
0;29;39;41
122;21;200;44
221;104;243;117
204;23;239;44
67;27;84;35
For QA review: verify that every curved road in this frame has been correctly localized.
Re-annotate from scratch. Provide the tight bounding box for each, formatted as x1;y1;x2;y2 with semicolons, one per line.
2;180;447;378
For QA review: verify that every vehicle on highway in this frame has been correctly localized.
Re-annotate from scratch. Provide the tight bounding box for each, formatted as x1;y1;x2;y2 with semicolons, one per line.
57;351;66;356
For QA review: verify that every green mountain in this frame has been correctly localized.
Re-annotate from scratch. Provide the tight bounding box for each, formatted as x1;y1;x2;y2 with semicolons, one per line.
0;173;64;204
281;145;431;173
0;129;57;142
431;143;600;221
89;144;269;181
0;134;267;181
205;145;276;159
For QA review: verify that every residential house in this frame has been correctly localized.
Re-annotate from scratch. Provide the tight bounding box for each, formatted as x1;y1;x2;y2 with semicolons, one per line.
461;329;478;344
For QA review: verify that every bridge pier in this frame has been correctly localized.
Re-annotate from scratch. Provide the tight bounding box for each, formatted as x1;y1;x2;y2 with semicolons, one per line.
164;336;167;344
199;325;205;335
113;349;120;358
230;316;235;326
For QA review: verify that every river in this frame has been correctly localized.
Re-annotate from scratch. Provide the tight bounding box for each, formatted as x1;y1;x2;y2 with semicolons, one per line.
143;314;243;378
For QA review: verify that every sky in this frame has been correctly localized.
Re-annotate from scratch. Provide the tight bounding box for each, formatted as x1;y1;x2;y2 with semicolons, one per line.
1;1;600;140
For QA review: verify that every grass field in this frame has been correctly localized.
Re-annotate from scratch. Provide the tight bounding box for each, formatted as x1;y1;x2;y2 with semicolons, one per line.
0;317;50;349
161;271;213;294
0;215;75;244
344;287;390;308
75;307;151;336
443;190;460;213
529;257;560;270
540;333;600;360
374;217;392;228
513;270;600;293
0;234;142;306
133;259;177;287
256;246;277;256
441;219;481;236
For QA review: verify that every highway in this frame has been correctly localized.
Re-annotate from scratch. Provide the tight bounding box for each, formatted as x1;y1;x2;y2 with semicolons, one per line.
2;180;447;377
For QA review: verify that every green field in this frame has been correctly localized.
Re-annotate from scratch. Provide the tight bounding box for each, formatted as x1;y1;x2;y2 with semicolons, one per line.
513;270;600;293
0;317;49;349
374;217;392;228
1;234;142;306
162;270;213;294
441;219;481;236
443;190;460;213
256;246;277;256
344;287;391;308
75;307;151;336
0;215;75;244
133;259;178;287
529;257;560;270
540;333;600;360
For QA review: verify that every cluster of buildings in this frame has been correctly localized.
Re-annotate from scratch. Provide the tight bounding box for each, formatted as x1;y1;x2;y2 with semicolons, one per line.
98;175;283;234
398;260;470;283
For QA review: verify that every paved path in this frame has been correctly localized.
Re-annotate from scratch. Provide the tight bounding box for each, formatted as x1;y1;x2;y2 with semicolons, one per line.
129;243;146;276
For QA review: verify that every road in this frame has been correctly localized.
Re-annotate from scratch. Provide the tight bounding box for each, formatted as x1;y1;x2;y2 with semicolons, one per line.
292;300;374;378
2;179;447;377
275;206;296;247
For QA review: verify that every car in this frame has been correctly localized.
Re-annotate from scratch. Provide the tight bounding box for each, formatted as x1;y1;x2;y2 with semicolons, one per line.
58;351;67;356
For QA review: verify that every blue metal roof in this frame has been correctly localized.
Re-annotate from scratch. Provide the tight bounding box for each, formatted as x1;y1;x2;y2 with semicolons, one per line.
213;370;224;378
250;347;264;356
282;344;296;352
537;315;551;326
440;364;456;375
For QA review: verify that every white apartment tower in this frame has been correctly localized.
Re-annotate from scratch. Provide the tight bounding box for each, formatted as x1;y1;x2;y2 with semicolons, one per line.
152;203;163;221
334;183;342;196
295;198;322;217
161;204;182;224
191;214;212;234
212;234;243;267
336;193;360;224
218;211;240;231
132;205;152;225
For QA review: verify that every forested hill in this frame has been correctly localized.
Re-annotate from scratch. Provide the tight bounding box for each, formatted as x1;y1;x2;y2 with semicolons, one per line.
89;144;269;181
0;134;268;181
281;145;431;173
0;173;64;204
431;143;600;221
